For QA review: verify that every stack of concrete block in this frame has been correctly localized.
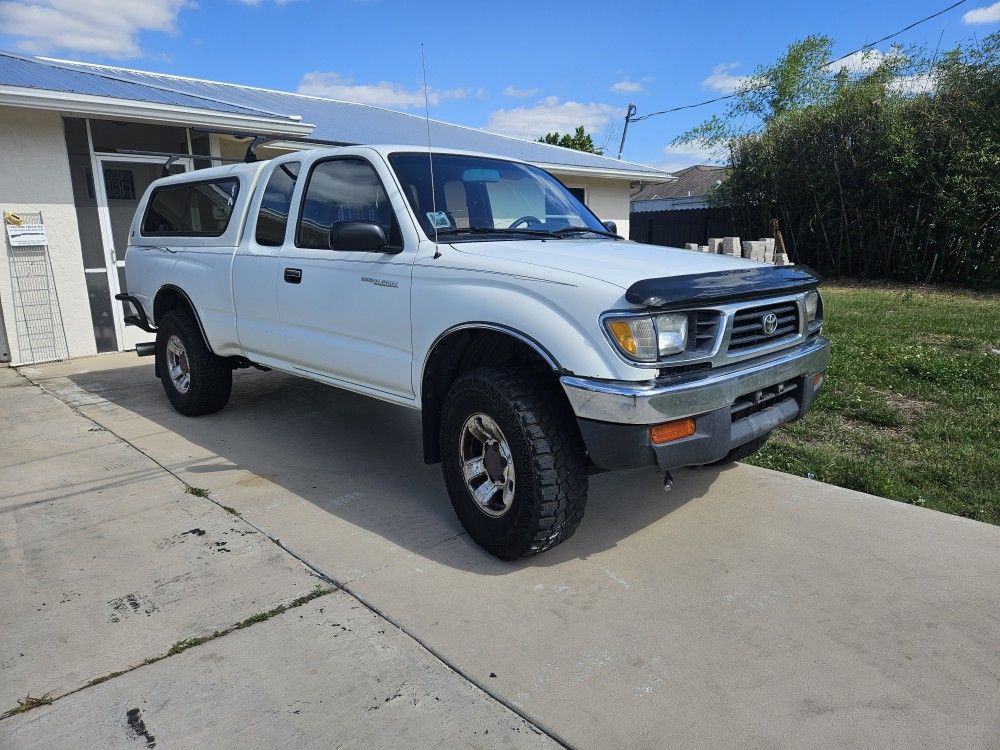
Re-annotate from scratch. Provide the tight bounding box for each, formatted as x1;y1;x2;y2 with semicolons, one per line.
760;237;776;263
707;238;723;254
721;237;741;256
742;240;768;262
684;243;699;250
774;252;791;265
699;245;710;252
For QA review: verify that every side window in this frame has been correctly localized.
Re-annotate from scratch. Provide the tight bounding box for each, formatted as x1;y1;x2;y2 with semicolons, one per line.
297;158;399;250
141;178;239;236
255;162;300;246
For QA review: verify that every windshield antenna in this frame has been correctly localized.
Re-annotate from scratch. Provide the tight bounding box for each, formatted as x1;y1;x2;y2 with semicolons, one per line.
420;43;441;259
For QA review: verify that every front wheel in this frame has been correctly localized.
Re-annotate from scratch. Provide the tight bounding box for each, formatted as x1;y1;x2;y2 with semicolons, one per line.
155;309;232;416
440;367;588;559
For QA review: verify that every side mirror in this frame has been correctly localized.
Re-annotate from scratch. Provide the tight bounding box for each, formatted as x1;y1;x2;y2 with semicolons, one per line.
602;220;618;234
329;221;389;252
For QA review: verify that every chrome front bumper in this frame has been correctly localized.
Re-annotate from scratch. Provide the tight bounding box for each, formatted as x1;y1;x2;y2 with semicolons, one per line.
561;336;831;425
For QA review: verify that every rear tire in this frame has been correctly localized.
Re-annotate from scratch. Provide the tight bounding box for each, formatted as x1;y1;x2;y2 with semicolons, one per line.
440;367;588;560
155;308;232;416
708;432;771;465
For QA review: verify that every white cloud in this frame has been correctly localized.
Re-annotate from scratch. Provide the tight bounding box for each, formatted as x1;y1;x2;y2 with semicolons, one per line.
825;47;936;95
825;47;906;75
0;0;189;58
963;2;1000;24
889;72;938;95
611;79;643;93
483;96;620;140
296;71;469;108
502;85;539;97
702;62;751;93
656;141;726;173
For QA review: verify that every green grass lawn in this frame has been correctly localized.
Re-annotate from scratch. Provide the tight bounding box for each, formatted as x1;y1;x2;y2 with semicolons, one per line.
745;284;1000;525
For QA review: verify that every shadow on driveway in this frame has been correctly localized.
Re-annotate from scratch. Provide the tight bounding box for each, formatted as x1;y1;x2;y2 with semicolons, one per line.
63;360;724;574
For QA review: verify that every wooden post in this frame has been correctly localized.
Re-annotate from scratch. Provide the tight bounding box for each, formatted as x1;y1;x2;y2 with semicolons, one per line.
771;218;788;259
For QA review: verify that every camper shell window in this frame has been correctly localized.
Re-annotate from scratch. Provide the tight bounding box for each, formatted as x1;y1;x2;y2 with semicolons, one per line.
141;177;240;237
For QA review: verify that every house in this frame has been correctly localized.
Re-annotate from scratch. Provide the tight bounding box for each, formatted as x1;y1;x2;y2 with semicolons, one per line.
629;165;735;249
629;164;727;212
0;50;668;365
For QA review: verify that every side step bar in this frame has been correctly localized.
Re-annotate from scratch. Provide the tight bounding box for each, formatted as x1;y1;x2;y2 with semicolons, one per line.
135;342;156;357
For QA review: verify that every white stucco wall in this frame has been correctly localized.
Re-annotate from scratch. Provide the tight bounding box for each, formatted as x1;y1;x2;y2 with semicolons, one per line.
554;174;632;239
0;107;96;364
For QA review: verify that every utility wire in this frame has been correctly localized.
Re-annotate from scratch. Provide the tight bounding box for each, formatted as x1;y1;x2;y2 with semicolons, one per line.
625;0;970;127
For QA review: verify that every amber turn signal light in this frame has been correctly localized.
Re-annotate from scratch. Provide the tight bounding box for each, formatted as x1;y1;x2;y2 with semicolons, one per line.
650;418;696;445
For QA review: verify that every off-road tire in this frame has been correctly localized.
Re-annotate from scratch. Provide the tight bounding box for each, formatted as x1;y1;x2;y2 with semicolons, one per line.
440;367;588;560
708;432;771;465
155;308;232;416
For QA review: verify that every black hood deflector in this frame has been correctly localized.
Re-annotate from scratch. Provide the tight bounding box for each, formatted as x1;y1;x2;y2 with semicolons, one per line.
625;264;821;309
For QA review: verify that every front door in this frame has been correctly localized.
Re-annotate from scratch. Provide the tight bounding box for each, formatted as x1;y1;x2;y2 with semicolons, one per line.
276;156;414;397
95;156;188;349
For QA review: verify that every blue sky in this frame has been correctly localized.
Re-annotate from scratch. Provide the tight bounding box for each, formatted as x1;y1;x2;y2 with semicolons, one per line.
1;0;999;170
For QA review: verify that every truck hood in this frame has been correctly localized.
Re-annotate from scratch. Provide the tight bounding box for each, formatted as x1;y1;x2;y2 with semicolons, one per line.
452;238;761;289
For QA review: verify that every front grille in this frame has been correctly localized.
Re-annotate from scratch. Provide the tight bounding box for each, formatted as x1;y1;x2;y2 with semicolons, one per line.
730;378;800;422
727;300;799;353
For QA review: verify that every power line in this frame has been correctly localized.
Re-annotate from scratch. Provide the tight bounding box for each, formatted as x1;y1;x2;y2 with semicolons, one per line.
619;0;970;151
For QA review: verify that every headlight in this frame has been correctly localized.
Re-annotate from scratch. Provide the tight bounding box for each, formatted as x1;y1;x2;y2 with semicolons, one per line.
804;290;820;323
655;313;687;355
605;313;688;362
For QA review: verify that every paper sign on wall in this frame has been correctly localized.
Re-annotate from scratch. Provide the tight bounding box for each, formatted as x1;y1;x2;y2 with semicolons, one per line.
5;223;48;247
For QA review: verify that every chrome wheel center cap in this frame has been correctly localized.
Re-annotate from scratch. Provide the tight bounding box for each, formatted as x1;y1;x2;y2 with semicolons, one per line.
458;413;516;518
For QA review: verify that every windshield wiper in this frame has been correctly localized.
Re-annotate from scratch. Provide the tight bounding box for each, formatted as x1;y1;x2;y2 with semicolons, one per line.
552;226;622;239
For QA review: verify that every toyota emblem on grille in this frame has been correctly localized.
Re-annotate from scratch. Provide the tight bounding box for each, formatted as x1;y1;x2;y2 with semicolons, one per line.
761;312;779;335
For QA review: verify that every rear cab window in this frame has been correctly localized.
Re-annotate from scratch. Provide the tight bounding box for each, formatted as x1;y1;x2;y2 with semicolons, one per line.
141;178;240;237
255;162;300;246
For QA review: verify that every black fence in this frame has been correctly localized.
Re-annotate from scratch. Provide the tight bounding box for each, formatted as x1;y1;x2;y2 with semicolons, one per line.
630;207;740;248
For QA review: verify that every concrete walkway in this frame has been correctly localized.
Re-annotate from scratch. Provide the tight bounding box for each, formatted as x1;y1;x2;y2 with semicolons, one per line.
0;365;553;749
3;353;999;748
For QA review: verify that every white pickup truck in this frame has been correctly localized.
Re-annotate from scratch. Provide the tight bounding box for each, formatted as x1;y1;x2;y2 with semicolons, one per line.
120;144;830;559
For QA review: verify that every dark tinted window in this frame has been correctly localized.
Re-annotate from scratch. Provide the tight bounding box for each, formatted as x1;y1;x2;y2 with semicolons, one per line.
142;178;240;236
297;159;397;250
255;162;300;246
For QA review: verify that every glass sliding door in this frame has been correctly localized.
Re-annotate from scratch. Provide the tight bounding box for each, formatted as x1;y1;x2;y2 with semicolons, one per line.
94;155;188;350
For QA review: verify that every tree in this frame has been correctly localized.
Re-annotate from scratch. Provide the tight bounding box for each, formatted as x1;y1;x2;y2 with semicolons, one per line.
538;126;603;154
673;33;1000;287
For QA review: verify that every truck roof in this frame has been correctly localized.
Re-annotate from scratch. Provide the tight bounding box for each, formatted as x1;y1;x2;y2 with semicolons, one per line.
153;144;545;186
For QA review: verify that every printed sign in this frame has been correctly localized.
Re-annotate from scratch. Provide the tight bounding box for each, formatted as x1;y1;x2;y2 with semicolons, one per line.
5;223;48;247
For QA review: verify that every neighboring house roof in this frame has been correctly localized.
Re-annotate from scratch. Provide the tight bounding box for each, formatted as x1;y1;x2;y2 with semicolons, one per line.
630;164;728;201
0;50;669;181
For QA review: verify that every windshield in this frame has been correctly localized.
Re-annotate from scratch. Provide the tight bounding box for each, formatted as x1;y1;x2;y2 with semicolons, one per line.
388;153;610;240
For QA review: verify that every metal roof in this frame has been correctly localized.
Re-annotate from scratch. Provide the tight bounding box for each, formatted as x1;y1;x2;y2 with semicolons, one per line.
0;51;298;120
0;51;668;179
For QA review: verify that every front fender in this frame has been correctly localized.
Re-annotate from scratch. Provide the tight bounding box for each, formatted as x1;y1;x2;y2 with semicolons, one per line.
410;261;647;398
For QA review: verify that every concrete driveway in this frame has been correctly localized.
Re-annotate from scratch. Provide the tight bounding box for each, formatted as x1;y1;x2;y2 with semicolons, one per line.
3;353;999;748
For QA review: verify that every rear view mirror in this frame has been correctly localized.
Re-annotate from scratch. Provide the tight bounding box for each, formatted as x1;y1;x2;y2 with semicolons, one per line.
603;220;618;234
329;221;388;252
462;168;500;183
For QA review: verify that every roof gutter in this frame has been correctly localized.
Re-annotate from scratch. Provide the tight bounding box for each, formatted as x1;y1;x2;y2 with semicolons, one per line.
536;161;674;182
0;85;316;137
